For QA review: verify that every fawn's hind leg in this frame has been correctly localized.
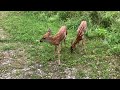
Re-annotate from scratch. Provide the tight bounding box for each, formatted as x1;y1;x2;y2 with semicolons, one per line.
63;37;66;47
61;38;66;48
82;38;85;46
54;46;57;58
64;38;66;45
82;38;86;53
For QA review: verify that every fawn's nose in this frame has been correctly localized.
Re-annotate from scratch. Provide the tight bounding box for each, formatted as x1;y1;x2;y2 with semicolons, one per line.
40;40;43;42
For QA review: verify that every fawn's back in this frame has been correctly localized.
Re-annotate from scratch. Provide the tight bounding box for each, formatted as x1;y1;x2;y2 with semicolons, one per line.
53;26;67;43
70;21;87;53
40;26;67;45
77;21;87;35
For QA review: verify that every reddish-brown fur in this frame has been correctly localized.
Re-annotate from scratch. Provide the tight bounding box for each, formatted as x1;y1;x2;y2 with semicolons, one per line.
40;26;67;65
40;26;67;45
71;21;87;53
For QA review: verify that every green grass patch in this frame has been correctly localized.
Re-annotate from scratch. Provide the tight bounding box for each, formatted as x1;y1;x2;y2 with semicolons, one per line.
0;11;120;79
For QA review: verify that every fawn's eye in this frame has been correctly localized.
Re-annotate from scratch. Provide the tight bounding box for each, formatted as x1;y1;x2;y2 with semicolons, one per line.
43;37;45;39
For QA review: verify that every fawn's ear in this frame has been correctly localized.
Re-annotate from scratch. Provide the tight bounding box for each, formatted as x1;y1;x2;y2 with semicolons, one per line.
48;28;51;32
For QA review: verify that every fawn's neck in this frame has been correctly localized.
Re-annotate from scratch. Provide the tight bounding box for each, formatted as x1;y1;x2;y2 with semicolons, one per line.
46;36;59;45
72;40;78;49
72;35;83;49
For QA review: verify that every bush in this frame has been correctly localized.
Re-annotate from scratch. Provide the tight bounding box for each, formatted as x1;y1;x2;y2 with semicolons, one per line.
86;27;108;39
106;32;120;45
100;17;112;28
89;11;101;25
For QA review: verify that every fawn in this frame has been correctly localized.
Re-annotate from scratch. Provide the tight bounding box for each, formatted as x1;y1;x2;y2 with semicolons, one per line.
70;21;87;53
40;26;67;65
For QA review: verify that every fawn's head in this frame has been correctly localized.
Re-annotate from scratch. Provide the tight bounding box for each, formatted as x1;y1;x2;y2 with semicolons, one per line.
40;29;51;42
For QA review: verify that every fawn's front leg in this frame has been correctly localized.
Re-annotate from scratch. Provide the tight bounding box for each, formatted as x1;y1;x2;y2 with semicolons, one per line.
57;44;61;65
54;46;57;58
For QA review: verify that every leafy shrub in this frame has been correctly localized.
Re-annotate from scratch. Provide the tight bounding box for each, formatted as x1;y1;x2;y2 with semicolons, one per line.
100;17;112;28
106;32;120;45
89;11;101;25
86;27;108;39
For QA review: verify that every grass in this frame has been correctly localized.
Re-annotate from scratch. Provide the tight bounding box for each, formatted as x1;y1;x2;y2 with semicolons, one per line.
0;11;120;79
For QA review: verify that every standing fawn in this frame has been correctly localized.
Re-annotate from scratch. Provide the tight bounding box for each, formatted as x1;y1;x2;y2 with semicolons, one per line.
70;21;87;53
40;26;67;65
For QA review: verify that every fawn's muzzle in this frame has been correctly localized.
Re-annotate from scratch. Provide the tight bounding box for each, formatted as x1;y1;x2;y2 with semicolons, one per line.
40;39;43;42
